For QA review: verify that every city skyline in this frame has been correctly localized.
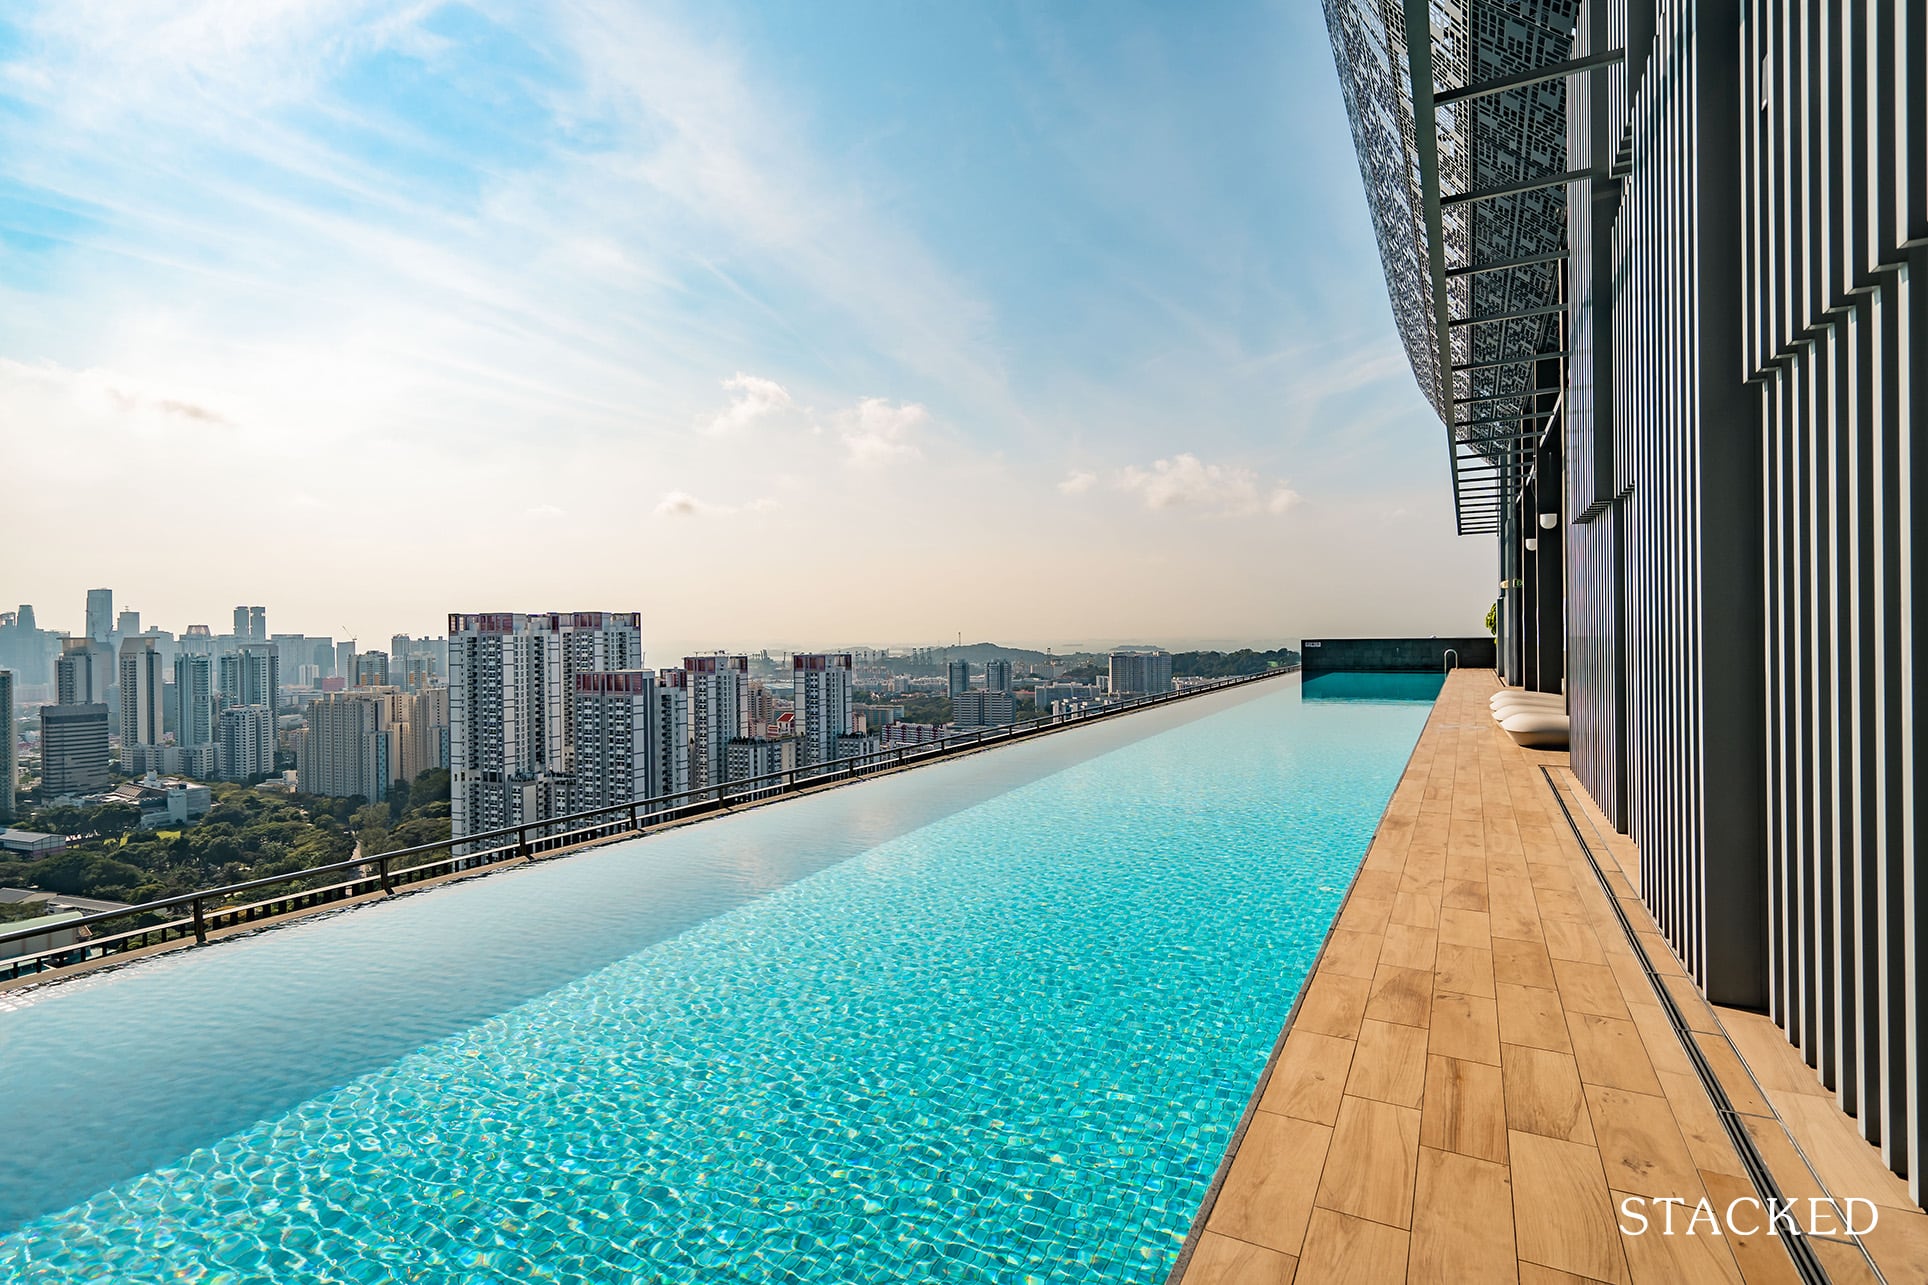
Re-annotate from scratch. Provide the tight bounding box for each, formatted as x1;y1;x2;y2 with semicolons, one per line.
0;0;1491;645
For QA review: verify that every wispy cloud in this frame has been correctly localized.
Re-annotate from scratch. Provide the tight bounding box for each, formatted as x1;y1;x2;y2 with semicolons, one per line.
836;398;927;468
1063;453;1299;518
704;372;797;435
653;491;779;519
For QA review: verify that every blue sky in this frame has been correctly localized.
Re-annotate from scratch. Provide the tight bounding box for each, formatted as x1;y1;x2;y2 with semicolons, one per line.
0;0;1489;652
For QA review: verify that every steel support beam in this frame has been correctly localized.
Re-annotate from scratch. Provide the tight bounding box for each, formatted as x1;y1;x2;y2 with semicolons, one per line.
1433;48;1626;106
1447;251;1572;278
1442;168;1594;207
1449;302;1569;328
1453;351;1570;371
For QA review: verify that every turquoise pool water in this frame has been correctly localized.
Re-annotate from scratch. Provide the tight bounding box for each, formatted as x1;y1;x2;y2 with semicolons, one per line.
0;673;1437;1283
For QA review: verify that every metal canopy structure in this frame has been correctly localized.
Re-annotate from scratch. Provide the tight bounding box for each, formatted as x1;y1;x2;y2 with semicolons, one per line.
1322;0;1594;535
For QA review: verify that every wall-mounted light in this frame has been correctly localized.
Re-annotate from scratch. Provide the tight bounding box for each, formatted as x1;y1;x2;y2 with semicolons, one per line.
1538;512;1559;530
1524;537;1539;552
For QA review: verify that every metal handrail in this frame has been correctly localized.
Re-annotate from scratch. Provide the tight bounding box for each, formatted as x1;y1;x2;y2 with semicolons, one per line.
0;664;1300;979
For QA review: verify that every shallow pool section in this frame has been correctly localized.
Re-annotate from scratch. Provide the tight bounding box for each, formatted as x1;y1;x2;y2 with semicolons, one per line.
0;675;1433;1283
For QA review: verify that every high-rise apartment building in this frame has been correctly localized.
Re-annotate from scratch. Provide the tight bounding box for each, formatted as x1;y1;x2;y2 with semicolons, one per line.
725;736;795;798
219;647;280;714
172;653;216;750
947;659;971;697
1107;651;1172;697
683;653;748;792
300;691;395;801
569;671;663;816
983;659;1013;695
218;705;275;781
449;612;563;842
951;690;1016;730
40;703;110;795
85;589;113;643
354;651;390;687
792;653;853;767
652;669;693;804
0;669;14;822
556;612;642;770
56;639;105;706
399;685;450;783
118;638;164;767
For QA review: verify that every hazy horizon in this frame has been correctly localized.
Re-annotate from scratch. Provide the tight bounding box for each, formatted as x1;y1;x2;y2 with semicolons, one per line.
2;2;1494;644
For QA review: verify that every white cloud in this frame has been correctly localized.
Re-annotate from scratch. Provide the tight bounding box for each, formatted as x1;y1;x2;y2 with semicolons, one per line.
1057;470;1097;495
1090;453;1299;517
836;397;927;468
653;490;779;519
704;372;796;435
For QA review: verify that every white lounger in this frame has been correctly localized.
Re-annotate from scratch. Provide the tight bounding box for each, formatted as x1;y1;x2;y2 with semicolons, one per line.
1501;709;1570;748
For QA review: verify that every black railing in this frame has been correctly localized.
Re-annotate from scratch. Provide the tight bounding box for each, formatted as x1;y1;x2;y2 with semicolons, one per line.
0;665;1298;981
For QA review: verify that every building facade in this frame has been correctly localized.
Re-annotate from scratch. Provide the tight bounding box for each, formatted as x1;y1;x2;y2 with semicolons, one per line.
55;639;104;706
449;612;564;842
653;670;692;804
0;669;14;822
1326;0;1928;1198
791;653;853;767
950;690;1016;729
300;691;397;801
947;659;971;696
218;704;275;782
724;736;795;798
218;646;280;715
983;659;1013;695
172;653;216;751
40;704;110;795
1107;651;1172;697
85;588;112;644
569;671;663;816
117;638;164;769
683;653;749;793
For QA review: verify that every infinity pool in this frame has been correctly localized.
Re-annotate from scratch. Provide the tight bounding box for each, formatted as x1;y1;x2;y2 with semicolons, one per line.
0;673;1437;1283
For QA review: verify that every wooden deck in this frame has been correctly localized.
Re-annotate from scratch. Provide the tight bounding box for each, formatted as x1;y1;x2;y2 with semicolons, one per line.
1172;670;1926;1285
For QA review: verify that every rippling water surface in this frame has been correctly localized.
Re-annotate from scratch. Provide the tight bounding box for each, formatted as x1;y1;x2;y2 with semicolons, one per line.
0;673;1436;1283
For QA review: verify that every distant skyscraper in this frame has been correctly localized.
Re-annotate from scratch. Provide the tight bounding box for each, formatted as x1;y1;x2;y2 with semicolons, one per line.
56;639;105;705
683;653;748;793
335;640;357;679
984;659;1013;695
249;606;266;643
181;624;214;656
0;669;15;822
172;653;216;749
399;685;450;782
449;612;564;842
354;651;390;687
218;705;275;781
947;658;971;696
792;653;853;767
85;589;113;643
300;691;395;800
232;605;250;641
40;703;110;794
1108;651;1173;697
219;646;281;714
115;609;141;641
118;637;164;760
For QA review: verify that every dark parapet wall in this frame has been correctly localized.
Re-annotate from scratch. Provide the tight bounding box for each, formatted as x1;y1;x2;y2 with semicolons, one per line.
1299;637;1495;674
